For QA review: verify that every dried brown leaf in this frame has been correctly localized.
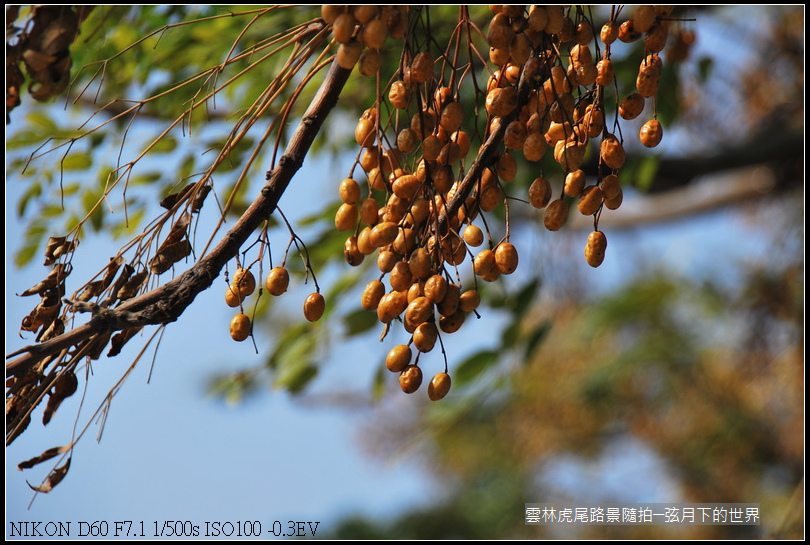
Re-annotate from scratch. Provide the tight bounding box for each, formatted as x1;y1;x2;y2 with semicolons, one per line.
18;445;70;470
108;327;142;357
165;212;192;244
149;240;191;275
160;183;195;210
191;185;211;213
43;371;78;425
19;263;71;296
43;236;77;265
76;280;104;302
116;269;148;301
26;458;71;493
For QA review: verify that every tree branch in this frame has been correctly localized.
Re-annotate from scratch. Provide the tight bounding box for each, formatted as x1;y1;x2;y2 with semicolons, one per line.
6;60;353;377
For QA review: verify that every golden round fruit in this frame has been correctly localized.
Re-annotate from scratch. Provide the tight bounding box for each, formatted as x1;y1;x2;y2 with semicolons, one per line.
232;268;256;297
595;59;614;87
265;266;289;296
424;274;448;305
577;185;604;216
413;322;438;353
339;177;361;204
399;365;423;394
619;93;645;120
633;5;657;33
229;313;251;342
495;242;519;275
335;203;358;232
386;344;412;373
225;284;245;308
405;296;433;326
344;236;364;266
463;224;484;247
564;169;587;198
410;51;434;84
303;293;325;322
523;132;547;162
600;135;626;170
358;48;381;77
528;177;552;209
389;80;410;110
474;249;497;277
332;12;356;43
438;309;465;333
458;289;481;312
544;198;569;231
584;230;608;268
370;221;399;248
362;17;387;49
389;262;413;292
599;174;622;200
639;119;663;148
600;20;619;44
361;279;385;311
428;372;451;401
336;40;362;69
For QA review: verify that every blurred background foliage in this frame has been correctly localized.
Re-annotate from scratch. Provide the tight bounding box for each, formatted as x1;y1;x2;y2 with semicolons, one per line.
6;5;804;539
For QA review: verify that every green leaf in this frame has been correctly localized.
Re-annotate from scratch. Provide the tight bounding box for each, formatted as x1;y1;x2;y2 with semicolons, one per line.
698;56;714;83
372;363;386;401
15;243;40;268
274;360;318;394
454;350;498;386
61;153;93;171
343;308;378;336
130;172;163;185
149;135;178;154
500;321;521;347
635;155;660;192
17;182;42;217
524;322;551;360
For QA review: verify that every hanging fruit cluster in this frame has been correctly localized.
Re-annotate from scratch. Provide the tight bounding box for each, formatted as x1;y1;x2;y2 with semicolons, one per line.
223;5;686;399
318;5;686;400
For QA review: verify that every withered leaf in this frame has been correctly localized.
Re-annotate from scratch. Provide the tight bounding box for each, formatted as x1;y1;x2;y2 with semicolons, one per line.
21;297;61;334
43;371;78;425
108;327;142;357
27;458;71;493
44;236;78;266
191;185;211;213
149;240;191;275
37;317;64;343
76;280;105;302
18;445;71;470
116;269;148;301
159;183;194;210
19;263;71;296
106;263;134;305
101;256;126;290
86;331;113;361
164;212;192;245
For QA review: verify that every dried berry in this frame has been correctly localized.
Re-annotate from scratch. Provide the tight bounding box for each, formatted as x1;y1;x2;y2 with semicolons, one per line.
399;365;423;394
265;266;289;296
230;313;251;342
584;231;608;267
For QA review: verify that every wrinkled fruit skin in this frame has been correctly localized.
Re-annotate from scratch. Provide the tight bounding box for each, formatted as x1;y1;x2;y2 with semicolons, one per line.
584;231;608;267
230;313;251;342
399;365;423;394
